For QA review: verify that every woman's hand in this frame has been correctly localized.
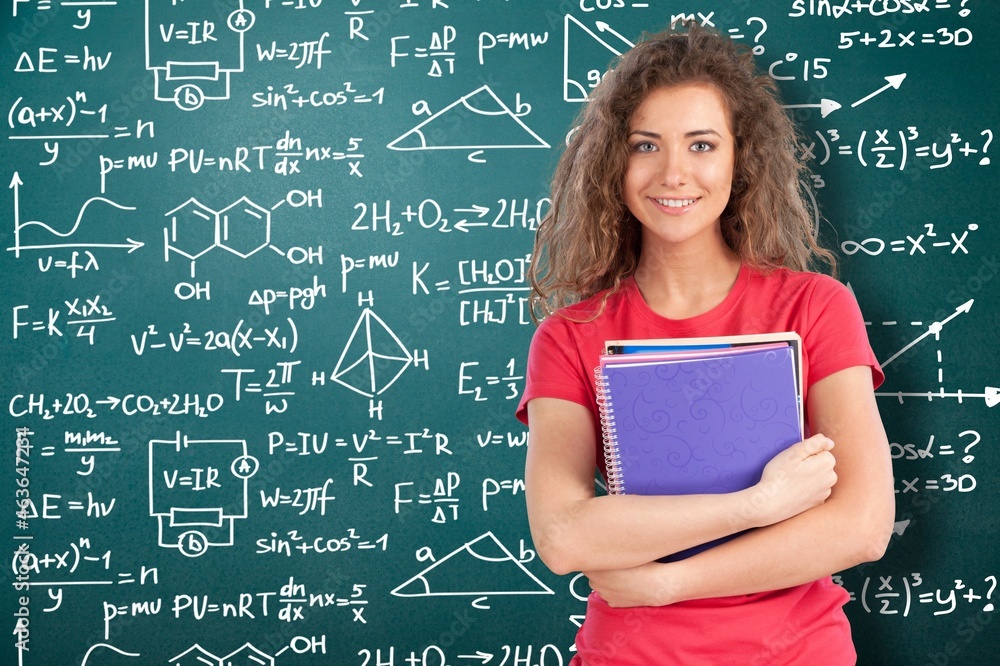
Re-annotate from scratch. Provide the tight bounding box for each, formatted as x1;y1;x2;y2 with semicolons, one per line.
585;435;838;608
584;562;675;608
738;434;838;529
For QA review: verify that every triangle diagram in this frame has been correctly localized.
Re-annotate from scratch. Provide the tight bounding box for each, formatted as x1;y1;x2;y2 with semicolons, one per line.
563;14;624;103
391;532;554;597
332;309;412;397
387;85;550;151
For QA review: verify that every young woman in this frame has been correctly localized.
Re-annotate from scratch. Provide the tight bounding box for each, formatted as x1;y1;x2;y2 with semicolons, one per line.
516;25;895;664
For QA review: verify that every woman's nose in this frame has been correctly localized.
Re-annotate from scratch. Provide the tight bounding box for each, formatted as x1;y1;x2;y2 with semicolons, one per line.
656;152;688;188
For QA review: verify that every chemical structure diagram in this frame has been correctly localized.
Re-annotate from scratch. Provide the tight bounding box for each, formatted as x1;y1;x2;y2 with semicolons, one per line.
163;195;322;278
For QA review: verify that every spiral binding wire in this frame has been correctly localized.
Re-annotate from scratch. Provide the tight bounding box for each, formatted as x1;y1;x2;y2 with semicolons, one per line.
595;365;625;495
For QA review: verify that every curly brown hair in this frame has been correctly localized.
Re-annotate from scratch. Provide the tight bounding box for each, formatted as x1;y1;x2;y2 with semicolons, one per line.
529;23;835;320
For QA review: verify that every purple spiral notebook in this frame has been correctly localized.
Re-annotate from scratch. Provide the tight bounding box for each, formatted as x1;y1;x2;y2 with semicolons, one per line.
595;338;802;561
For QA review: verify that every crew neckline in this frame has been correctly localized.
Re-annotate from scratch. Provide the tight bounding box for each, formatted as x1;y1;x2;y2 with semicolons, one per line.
624;263;752;333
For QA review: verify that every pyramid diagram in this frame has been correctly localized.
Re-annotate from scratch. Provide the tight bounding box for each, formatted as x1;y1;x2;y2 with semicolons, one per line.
332;309;413;397
391;532;554;598
563;14;626;103
387;85;550;152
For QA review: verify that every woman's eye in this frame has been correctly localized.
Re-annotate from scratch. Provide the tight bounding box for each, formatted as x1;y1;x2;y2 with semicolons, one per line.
632;141;656;153
691;141;715;153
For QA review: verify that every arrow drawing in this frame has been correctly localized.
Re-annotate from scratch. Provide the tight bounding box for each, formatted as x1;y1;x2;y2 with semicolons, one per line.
12;239;144;253
876;386;999;408
782;98;842;118
880;299;973;369
10;172;21;249
594;21;635;48
851;73;906;108
564;14;622;102
452;205;490;232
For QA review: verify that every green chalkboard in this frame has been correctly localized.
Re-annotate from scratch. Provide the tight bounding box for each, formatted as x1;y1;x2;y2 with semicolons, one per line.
2;2;997;664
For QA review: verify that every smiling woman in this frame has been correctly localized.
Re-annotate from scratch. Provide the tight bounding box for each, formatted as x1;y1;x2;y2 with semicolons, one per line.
517;23;894;666
623;84;737;308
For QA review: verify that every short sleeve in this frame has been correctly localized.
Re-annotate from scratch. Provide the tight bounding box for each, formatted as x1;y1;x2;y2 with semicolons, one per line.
515;315;594;425
803;276;884;390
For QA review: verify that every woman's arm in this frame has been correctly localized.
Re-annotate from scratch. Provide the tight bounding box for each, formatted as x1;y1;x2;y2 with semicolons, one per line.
586;365;895;606
525;395;839;575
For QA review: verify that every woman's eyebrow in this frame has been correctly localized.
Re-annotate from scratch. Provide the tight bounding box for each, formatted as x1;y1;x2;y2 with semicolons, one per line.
685;129;722;138
627;129;722;139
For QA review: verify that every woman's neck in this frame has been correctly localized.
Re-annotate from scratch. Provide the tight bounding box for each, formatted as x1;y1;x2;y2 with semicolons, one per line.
633;243;742;320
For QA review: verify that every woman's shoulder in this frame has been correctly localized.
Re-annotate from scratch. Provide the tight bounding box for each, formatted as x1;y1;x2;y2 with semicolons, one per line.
537;280;633;331
748;266;850;301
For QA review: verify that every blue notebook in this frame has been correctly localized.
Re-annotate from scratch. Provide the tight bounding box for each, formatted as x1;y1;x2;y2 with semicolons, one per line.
595;333;803;561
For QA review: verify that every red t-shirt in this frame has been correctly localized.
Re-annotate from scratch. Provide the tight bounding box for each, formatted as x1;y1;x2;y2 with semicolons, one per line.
516;265;883;665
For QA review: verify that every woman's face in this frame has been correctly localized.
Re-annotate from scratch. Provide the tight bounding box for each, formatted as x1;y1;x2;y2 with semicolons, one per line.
623;84;736;257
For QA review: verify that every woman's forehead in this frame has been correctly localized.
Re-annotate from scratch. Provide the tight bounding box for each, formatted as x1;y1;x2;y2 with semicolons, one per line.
628;84;733;133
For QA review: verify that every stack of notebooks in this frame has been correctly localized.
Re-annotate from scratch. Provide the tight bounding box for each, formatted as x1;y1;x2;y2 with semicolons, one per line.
595;332;803;561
